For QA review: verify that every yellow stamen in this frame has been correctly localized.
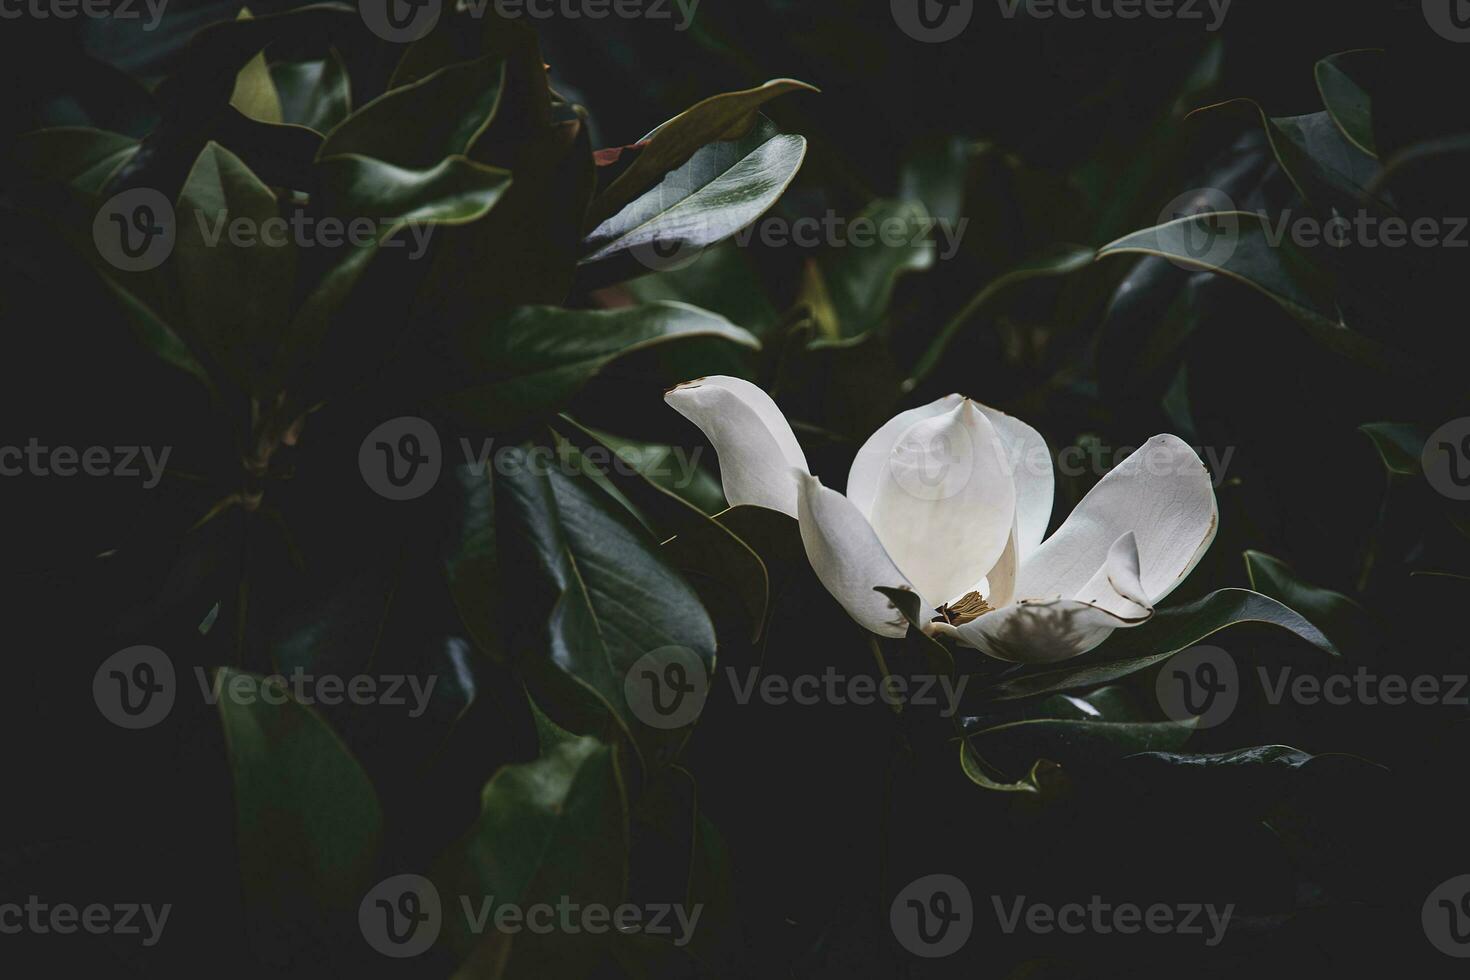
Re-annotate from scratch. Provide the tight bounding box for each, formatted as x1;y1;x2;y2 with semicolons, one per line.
937;591;993;626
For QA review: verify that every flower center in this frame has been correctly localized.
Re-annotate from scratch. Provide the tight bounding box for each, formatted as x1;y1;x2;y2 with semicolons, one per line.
935;591;993;627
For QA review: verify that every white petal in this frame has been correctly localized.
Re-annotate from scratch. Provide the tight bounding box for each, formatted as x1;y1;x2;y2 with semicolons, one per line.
1074;531;1152;620
1017;434;1217;605
846;393;964;519
665;376;809;518
934;596;1150;664
983;526;1019;609
973;403;1053;561
865;400;1017;606
796;473;926;638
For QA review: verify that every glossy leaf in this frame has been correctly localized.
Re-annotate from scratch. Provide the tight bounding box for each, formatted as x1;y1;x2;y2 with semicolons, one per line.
229;10;284;125
318;55;503;169
438;736;627;973
1315;50;1380;158
589;78;817;226
580;118;807;282
172;141;296;395
271;51;352;134
441;302;759;431
1244;550;1373;659
495;449;718;768
315;153;512;226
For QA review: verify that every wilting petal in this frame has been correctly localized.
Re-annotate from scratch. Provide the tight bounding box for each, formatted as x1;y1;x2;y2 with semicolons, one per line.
665;376;809;517
846;393;964;519
865;400;1017;606
934;596;1150;664
1017;434;1217;605
796;473;926;637
973;403;1053;561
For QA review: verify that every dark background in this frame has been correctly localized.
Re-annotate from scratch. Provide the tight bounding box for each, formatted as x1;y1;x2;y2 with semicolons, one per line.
4;0;1470;976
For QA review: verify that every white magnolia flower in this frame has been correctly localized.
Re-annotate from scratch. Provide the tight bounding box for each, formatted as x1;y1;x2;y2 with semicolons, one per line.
666;377;1218;663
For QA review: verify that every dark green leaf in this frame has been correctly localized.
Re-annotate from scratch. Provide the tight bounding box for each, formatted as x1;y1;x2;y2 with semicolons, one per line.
1315;50;1380;158
271;51;352;134
441;302;759;431
496;451;718;768
1244;550;1373;659
215;667;383;940
589;78;817;226
437;736;627;973
318;55;503;169
1359;422;1425;476
580;118;807;284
